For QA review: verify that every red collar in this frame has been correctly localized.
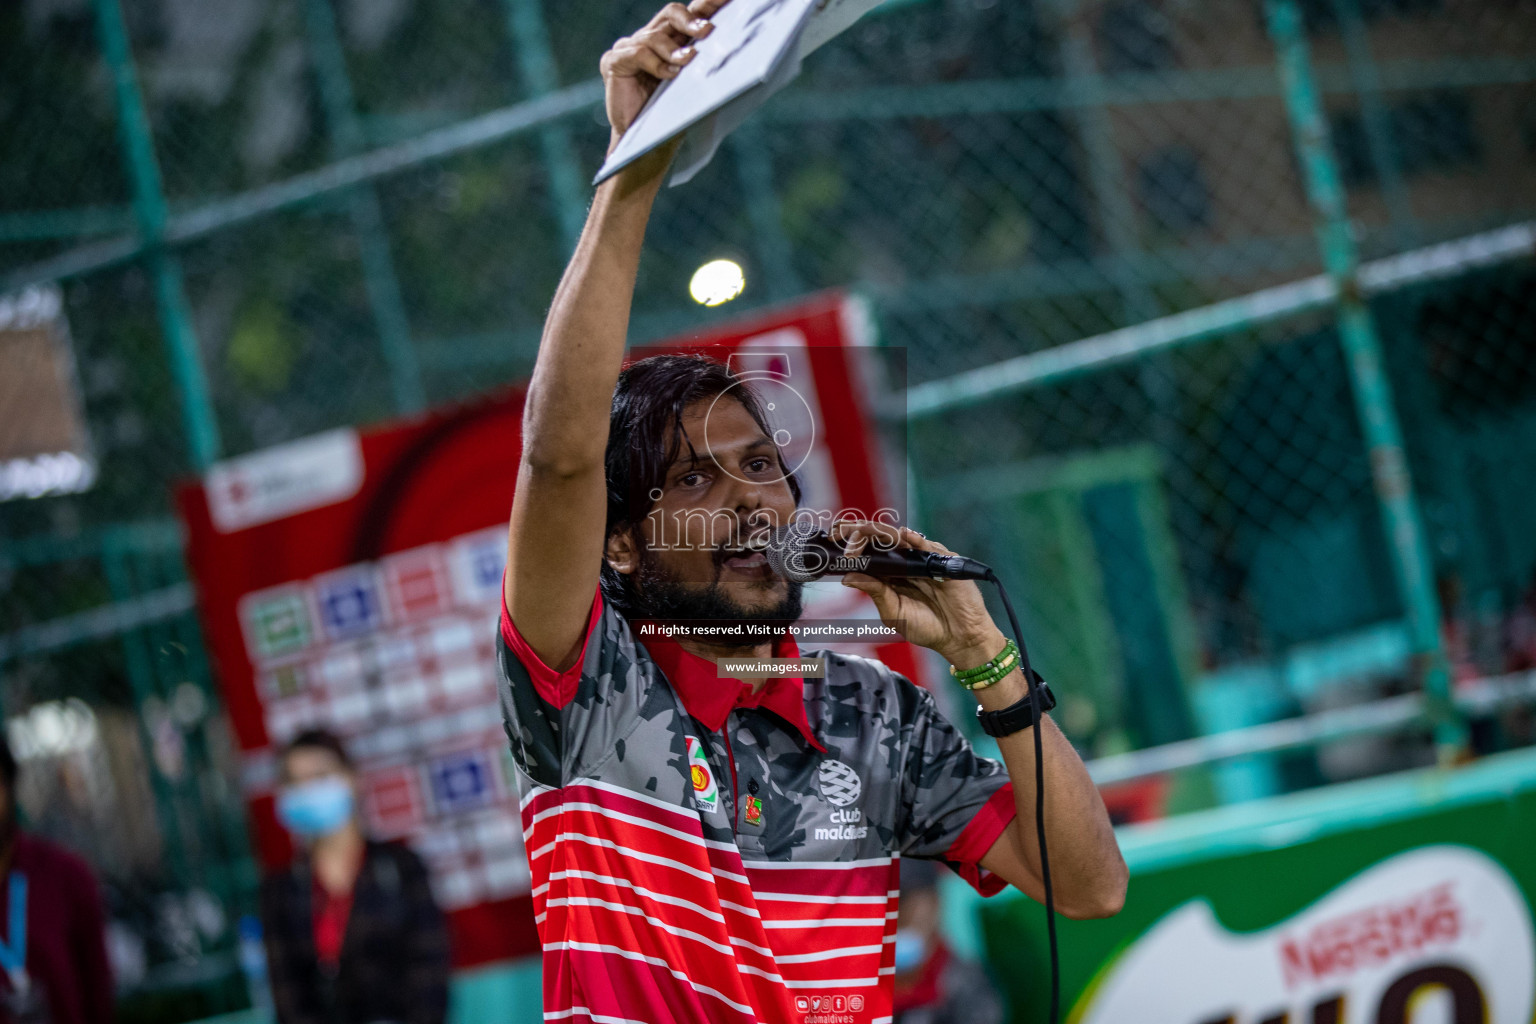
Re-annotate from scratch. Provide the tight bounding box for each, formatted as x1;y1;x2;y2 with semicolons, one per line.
638;628;826;752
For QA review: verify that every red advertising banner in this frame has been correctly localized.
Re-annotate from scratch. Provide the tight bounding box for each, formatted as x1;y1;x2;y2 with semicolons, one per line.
178;292;916;966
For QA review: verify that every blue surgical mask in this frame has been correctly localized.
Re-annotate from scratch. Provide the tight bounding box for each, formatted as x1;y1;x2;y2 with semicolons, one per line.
277;776;355;839
893;929;927;973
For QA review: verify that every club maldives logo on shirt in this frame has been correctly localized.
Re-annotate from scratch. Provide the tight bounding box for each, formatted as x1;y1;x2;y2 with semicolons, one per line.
815;759;867;842
1075;845;1534;1024
686;737;718;813
818;759;861;806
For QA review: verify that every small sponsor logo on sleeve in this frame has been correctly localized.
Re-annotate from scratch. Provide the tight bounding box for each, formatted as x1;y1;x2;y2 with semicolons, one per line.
686;736;719;812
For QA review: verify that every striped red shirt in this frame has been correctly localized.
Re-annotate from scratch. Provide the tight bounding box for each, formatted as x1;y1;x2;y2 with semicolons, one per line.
498;592;1015;1024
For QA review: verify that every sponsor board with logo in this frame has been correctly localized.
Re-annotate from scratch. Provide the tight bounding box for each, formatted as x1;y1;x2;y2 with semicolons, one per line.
977;749;1536;1024
236;537;526;918
206;428;363;532
1081;846;1530;1024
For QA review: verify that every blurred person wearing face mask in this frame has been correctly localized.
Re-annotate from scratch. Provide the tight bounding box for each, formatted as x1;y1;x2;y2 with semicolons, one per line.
892;860;1004;1024
0;736;112;1024
259;729;449;1024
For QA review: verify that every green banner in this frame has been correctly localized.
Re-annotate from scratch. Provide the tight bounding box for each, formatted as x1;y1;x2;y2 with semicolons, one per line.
981;748;1536;1024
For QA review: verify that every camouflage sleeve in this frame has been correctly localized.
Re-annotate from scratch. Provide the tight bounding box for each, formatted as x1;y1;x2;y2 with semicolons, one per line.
894;678;1017;895
496;589;657;786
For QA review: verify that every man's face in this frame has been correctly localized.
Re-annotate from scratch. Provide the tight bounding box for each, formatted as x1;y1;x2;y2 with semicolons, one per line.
623;395;802;631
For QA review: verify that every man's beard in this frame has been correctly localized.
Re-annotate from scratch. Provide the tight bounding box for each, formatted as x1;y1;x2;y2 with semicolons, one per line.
632;544;804;650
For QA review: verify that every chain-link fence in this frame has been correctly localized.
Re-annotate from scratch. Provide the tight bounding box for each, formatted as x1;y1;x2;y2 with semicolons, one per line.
2;0;1535;1016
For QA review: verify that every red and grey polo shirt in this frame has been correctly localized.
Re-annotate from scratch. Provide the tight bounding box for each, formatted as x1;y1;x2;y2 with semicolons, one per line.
497;590;1016;1024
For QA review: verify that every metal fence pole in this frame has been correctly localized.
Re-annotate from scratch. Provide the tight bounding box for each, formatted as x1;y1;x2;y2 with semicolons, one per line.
1052;1;1199;622
1328;0;1421;250
730;126;805;300
500;0;591;254
1265;0;1465;755
92;0;222;469
300;0;426;415
101;533;194;884
1053;3;1159;326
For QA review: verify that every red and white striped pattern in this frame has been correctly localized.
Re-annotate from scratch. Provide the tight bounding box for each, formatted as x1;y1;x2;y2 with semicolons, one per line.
522;781;898;1023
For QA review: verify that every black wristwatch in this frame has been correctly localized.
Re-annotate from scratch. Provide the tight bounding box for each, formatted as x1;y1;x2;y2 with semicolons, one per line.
976;676;1056;737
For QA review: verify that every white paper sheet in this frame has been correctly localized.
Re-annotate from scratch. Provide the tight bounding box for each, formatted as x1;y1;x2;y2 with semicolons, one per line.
592;0;891;186
594;0;819;185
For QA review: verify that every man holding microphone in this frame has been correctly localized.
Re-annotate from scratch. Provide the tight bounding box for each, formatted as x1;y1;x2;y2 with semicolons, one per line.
497;3;1127;1019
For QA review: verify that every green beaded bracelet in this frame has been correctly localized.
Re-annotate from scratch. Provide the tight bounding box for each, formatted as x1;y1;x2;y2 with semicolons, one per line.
948;638;1019;691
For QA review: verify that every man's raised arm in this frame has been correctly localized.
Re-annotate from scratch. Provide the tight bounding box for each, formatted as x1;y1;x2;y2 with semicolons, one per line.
506;0;724;670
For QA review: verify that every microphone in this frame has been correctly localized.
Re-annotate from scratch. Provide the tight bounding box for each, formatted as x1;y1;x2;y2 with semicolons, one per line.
758;525;992;584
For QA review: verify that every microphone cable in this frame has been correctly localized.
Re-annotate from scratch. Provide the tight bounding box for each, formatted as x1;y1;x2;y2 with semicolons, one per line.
765;523;1061;1015
984;569;1058;1024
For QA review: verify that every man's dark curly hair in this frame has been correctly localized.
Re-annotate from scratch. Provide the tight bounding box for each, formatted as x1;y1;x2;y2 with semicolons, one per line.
282;727;354;772
600;353;802;618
